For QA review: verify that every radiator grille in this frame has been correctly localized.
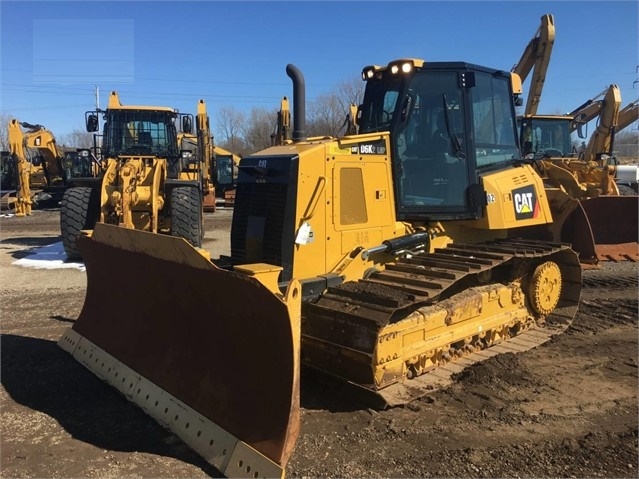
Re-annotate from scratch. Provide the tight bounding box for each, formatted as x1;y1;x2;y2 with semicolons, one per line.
231;182;289;266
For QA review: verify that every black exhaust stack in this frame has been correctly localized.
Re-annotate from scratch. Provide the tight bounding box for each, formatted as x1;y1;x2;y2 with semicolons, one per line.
286;64;306;142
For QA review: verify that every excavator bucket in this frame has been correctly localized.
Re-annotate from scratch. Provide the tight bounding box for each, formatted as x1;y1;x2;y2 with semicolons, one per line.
547;189;638;264
58;223;301;478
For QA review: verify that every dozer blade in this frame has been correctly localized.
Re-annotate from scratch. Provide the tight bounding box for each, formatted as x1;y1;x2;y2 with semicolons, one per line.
547;189;638;263
58;223;301;478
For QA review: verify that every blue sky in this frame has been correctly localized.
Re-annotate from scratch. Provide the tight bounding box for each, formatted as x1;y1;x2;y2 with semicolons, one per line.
1;0;637;140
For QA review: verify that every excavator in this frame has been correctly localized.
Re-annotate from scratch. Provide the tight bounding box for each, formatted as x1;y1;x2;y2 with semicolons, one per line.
3;120;34;215
2;120;99;214
58;59;582;477
59;92;214;260
512;13;638;264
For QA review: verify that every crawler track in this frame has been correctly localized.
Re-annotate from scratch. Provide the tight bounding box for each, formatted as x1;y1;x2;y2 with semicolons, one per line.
302;239;582;406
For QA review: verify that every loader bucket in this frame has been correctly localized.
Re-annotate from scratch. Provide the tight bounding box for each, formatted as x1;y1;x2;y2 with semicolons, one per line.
546;189;639;263
58;223;301;478
577;196;639;262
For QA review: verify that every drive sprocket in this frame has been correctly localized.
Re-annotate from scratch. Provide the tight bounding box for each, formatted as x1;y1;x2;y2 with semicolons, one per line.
529;260;562;315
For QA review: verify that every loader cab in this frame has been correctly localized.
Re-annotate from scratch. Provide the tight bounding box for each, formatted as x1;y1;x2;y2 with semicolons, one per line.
359;61;521;221
518;116;573;159
100;108;180;160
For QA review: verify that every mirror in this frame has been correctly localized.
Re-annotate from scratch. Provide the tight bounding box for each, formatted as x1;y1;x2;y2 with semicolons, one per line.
86;113;99;132
182;116;193;134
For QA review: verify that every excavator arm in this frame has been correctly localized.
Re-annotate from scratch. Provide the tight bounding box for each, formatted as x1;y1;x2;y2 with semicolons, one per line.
196;99;216;211
583;84;621;162
7;119;33;216
616;100;638;133
271;97;291;146
22;124;65;169
568;87;610;133
511;13;555;116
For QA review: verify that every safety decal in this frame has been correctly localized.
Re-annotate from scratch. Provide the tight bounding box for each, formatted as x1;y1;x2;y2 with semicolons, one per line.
512;185;539;220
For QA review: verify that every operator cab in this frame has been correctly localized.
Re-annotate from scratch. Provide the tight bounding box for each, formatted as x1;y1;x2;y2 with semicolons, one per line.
358;60;521;221
101;110;180;158
518;116;574;159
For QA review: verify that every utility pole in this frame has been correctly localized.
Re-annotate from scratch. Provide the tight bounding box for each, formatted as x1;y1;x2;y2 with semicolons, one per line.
94;85;101;151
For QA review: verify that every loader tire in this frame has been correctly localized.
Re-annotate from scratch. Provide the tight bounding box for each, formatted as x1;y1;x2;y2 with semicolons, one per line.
60;187;99;261
170;186;202;247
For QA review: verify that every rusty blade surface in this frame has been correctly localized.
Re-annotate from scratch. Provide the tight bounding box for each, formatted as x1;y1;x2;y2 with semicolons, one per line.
547;190;639;263
578;196;639;261
72;224;299;467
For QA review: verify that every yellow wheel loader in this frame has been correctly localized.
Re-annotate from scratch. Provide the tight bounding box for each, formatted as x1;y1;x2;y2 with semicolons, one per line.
60;92;212;260
518;86;638;263
59;61;582;477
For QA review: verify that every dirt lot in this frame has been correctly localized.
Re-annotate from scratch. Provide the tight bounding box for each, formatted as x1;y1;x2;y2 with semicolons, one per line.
1;208;637;478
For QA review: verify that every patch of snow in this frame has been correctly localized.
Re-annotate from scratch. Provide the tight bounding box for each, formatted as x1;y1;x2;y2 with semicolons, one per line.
12;241;85;271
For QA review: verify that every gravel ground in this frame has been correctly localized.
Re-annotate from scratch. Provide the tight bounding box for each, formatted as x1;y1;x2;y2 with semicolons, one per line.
1;208;637;478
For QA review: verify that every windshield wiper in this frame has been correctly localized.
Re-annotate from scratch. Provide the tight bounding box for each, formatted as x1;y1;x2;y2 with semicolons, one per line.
441;94;466;160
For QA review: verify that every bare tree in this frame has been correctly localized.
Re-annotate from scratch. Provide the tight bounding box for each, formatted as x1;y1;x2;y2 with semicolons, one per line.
335;75;365;112
305;75;364;137
613;128;639;160
212;75;365;153
242;107;278;154
60;128;96;149
0;113;11;151
307;93;344;137
216;106;247;155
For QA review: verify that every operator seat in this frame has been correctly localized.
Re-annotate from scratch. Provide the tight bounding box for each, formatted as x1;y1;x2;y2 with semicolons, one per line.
138;132;153;147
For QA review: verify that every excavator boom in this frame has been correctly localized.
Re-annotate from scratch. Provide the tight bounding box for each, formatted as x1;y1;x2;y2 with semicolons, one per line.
617;100;638;133
511;13;555;116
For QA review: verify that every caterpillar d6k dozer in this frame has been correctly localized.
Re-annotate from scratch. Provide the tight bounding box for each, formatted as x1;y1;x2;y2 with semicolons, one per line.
59;61;582;477
59;92;211;260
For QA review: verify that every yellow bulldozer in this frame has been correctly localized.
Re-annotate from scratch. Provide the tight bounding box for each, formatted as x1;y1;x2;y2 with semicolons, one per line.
60;92;215;260
58;60;582;477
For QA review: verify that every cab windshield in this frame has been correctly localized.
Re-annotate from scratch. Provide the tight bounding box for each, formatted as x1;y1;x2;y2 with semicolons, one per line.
103;110;179;158
216;156;235;187
393;71;469;209
470;73;520;168
520;117;573;158
359;65;518;219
